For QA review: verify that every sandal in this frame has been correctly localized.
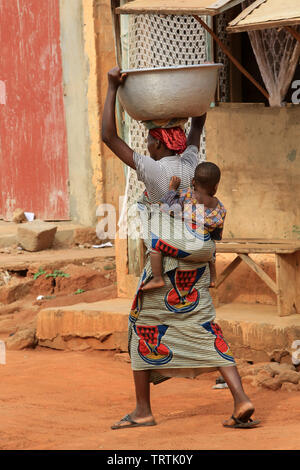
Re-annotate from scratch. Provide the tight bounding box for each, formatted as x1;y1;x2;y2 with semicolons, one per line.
111;414;157;430
223;415;261;429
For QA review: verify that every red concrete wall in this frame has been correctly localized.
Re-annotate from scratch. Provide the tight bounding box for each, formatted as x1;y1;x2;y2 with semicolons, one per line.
0;0;69;220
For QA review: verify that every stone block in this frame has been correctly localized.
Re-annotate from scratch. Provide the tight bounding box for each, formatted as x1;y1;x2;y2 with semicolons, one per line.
242;369;271;388
280;353;293;365
17;221;57;252
0;279;34;304
12;208;27;224
268;362;296;376
271;350;290;363
6;327;37;350
277;370;300;385
261;377;282;391
256;370;272;386
281;383;300;392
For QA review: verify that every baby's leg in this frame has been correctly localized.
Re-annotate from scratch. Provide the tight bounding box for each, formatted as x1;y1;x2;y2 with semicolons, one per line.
142;251;165;291
209;261;217;288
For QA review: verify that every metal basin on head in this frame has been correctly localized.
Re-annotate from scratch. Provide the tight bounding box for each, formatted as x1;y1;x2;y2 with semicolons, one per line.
117;63;223;121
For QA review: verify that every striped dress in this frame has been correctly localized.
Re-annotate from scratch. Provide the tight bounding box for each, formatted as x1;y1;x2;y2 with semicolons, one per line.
130;146;235;385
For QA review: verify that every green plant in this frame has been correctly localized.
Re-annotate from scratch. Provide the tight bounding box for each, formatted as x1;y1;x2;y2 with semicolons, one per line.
74;289;85;295
104;264;115;271
34;268;46;280
45;270;70;279
292;225;300;239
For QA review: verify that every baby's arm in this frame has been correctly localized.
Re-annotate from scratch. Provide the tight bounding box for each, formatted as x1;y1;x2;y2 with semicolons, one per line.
169;176;181;191
160;177;182;207
160;177;184;218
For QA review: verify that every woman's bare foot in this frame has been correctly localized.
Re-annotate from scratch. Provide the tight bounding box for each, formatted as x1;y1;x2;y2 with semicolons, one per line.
223;400;255;427
142;277;165;291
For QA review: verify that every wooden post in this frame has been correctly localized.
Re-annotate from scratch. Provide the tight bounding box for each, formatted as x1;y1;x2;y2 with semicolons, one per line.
111;0;122;67
215;255;242;288
285;26;300;44
193;15;270;101
238;253;278;295
275;253;298;317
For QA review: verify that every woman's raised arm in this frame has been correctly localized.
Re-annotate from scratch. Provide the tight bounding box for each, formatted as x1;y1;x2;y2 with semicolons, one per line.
102;67;135;169
186;113;207;149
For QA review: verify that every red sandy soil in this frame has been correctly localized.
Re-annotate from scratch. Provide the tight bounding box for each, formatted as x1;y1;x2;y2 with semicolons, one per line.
1;348;299;450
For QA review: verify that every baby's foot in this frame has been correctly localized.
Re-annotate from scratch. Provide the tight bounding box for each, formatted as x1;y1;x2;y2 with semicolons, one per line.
142;277;165;291
209;281;216;288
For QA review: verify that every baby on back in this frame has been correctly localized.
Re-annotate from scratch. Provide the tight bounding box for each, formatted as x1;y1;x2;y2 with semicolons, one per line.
142;161;226;291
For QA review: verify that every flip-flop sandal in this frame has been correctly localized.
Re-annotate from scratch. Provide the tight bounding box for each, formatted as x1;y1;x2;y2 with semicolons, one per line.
111;414;157;430
223;415;261;429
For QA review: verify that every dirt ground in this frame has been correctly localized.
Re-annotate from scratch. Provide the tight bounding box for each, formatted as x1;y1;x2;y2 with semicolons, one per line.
0;244;299;451
1;348;299;451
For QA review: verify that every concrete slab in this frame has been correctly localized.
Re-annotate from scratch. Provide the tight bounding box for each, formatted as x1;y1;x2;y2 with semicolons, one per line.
0;247;115;271
216;303;300;362
36;298;300;362
216;302;299;327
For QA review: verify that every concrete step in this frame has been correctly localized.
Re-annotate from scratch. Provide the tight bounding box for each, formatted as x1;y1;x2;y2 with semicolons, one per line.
216;303;300;362
36;298;130;352
36;299;300;362
0;246;115;271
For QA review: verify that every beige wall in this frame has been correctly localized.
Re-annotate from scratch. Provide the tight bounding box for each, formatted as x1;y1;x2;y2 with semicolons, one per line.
60;0;97;225
206;104;300;239
117;103;300;299
59;0;125;226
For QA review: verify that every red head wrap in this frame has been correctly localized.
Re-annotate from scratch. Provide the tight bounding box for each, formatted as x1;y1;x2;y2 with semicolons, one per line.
149;127;187;154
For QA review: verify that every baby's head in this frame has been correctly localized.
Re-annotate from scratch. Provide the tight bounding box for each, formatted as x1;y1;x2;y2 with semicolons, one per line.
193;162;221;196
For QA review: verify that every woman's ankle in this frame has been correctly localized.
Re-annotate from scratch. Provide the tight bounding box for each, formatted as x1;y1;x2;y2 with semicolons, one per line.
134;405;153;418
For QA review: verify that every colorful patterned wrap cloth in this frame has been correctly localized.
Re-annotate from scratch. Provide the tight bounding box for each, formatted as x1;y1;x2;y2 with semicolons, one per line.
128;191;235;384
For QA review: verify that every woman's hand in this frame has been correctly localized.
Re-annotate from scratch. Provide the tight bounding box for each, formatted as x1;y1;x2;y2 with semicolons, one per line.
102;67;134;169
169;176;181;191
108;67;128;89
